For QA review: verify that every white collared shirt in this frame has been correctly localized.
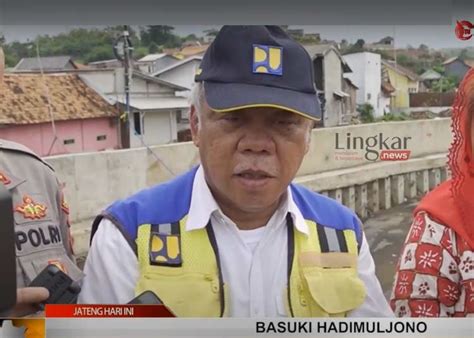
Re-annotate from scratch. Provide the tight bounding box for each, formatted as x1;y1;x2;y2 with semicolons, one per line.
79;166;393;317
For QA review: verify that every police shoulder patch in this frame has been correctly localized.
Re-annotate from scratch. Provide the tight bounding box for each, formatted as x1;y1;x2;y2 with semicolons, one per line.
149;222;182;267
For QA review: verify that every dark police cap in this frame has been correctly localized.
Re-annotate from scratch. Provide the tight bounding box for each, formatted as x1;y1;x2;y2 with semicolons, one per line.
195;25;321;121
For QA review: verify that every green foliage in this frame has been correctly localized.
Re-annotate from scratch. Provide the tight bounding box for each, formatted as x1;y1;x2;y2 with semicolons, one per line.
183;34;198;42
148;42;159;54
377;112;409;122
357;103;375;123
431;75;458;92
140;25;181;48
133;46;150;60
203;28;219;37
432;64;445;74
344;39;366;54
0;25;185;66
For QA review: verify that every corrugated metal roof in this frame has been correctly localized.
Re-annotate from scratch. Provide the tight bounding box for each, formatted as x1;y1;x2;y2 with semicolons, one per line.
152;56;202;77
442;57;459;65
115;96;189;110
14;56;76;71
303;44;352;73
0;73;117;125
138;53;167;62
382;60;420;81
420;69;442;81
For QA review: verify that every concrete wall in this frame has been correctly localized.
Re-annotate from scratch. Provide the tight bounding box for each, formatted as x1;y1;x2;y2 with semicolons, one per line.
129;110;178;147
344;52;383;117
157;59;201;90
323;50;343;127
1;118;119;156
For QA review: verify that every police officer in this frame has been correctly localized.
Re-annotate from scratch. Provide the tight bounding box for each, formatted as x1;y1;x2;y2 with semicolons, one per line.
79;26;393;317
0;139;82;316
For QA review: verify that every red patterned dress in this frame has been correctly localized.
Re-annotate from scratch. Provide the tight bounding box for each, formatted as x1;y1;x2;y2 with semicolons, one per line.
390;211;474;317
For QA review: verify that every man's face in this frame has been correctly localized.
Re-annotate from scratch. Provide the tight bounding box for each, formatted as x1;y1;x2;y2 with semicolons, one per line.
191;100;312;214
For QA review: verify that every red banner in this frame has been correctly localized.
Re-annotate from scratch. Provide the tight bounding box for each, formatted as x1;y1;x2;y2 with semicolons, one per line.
45;304;175;318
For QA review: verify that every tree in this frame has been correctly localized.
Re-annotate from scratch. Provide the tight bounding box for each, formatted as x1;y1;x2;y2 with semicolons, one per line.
140;25;181;48
431;76;457;92
354;39;365;49
345;39;366;54
459;48;469;60
204;28;219;37
183;34;198;42
419;44;429;51
148;42;159;54
357;103;374;123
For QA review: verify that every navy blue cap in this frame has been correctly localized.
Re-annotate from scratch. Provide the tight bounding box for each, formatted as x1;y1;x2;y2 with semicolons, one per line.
194;26;321;121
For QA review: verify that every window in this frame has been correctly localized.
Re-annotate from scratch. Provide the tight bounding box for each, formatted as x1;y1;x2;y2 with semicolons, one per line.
177;109;189;123
97;135;107;141
63;139;75;145
133;112;143;135
367;93;371;100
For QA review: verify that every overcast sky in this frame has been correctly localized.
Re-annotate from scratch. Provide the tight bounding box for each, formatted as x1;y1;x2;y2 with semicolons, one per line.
0;25;472;49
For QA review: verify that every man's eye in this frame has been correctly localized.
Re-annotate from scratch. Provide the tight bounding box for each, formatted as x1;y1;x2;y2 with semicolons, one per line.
277;119;296;125
223;115;240;122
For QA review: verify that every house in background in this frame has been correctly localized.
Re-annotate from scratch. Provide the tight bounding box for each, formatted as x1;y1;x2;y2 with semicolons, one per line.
420;69;442;91
152;56;202;90
343;52;384;118
442;57;473;82
342;77;359;122
380;81;396;114
367;36;394;50
88;59;123;69
303;44;353;127
13;56;78;72
382;60;421;110
78;68;190;148
164;44;209;59
136;53;180;74
0;72;119;156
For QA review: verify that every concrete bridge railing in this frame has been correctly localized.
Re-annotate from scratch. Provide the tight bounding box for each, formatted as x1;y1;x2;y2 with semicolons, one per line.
44;118;452;256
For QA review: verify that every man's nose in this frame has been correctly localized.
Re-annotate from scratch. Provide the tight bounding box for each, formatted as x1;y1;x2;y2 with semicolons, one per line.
237;124;275;154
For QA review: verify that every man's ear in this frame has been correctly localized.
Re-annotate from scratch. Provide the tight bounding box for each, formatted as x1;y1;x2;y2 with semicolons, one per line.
304;122;313;154
190;105;200;147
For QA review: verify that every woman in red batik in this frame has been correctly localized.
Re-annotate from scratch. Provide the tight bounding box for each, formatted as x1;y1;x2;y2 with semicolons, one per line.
391;69;474;317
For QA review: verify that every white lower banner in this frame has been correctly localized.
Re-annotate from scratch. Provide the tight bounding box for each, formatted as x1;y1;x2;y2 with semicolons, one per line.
45;318;473;338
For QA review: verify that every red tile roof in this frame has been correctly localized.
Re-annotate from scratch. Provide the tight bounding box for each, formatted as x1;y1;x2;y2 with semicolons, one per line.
0;73;117;125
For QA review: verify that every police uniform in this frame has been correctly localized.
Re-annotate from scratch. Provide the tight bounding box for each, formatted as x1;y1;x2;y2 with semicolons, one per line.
0;139;83;288
79;26;393;317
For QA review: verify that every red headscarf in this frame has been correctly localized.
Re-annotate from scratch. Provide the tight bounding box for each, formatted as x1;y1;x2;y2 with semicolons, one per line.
415;68;474;248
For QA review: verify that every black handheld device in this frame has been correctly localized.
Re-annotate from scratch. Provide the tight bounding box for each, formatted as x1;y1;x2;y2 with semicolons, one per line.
29;264;81;304
0;184;17;313
127;291;164;305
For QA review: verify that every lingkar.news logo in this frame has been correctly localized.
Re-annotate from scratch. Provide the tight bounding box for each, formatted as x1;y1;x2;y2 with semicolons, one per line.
455;20;474;41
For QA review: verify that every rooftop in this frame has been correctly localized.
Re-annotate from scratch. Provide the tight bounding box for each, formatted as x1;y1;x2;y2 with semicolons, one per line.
0;73;117;125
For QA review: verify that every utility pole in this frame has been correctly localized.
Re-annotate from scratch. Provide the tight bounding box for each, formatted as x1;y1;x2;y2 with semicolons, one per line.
123;25;132;127
113;26;133;147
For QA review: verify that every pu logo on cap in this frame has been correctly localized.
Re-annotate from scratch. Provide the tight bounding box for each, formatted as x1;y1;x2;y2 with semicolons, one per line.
253;44;283;76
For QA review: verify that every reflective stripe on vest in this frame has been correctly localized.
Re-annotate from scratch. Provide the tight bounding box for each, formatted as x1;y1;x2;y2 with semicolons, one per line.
135;214;366;317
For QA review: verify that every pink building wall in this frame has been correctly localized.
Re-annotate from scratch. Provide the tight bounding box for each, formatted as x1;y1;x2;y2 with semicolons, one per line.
0;117;119;156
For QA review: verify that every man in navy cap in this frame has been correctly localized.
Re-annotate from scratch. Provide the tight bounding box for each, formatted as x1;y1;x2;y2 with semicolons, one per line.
79;26;392;317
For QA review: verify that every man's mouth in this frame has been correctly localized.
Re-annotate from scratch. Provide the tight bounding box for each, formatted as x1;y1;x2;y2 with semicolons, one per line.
234;169;274;180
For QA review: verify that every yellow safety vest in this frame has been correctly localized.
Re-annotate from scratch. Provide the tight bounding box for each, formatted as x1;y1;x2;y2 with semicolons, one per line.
134;217;366;317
